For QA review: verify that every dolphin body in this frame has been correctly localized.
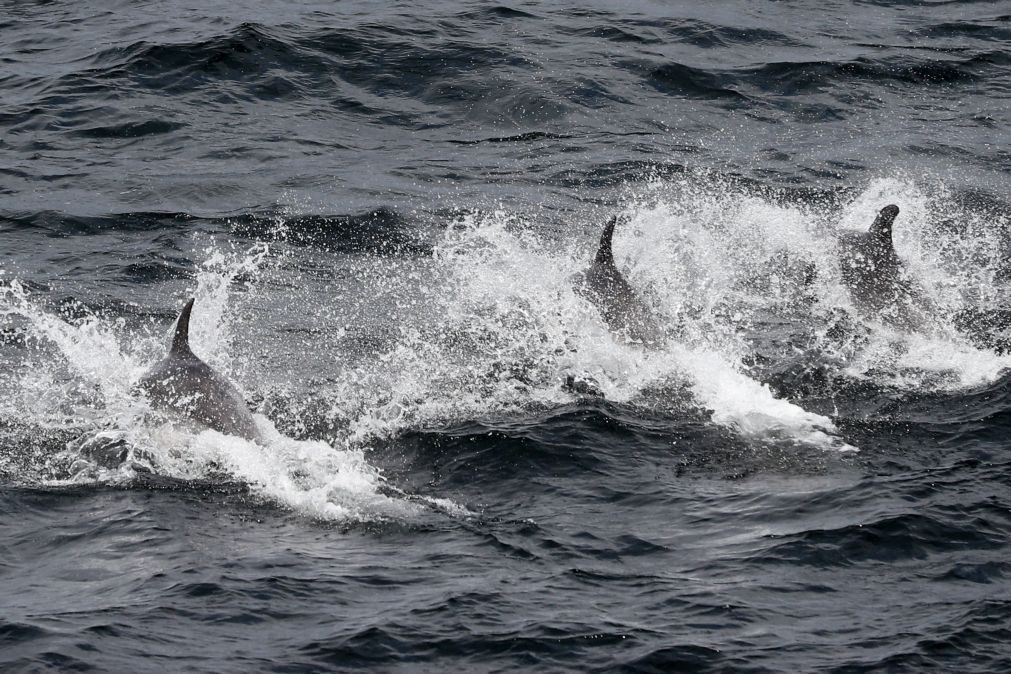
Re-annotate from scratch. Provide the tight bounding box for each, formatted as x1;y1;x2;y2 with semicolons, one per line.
138;298;261;442
837;205;931;330
575;215;664;346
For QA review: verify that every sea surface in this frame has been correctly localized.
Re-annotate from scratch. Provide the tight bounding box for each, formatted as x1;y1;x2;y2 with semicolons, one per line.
2;1;1010;671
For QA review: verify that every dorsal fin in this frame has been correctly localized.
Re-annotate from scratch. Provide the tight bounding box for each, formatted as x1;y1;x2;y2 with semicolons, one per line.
870;204;899;243
595;216;618;267
170;298;195;356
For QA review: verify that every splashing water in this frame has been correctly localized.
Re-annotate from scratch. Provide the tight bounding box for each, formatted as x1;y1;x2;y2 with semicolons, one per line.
0;245;446;523
312;202;855;452
3;173;1009;514
317;173;1010;454
616;173;1011;390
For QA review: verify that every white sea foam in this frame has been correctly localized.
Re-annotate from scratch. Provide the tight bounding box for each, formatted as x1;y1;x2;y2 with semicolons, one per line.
329;199;859;452
0;248;451;524
4;174;1009;506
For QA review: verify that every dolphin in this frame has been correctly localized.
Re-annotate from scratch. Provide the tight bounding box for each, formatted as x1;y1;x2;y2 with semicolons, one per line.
138;298;262;442
575;215;664;345
837;204;931;329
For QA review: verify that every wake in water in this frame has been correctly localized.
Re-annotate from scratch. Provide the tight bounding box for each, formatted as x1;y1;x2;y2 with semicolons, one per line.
323;174;1009;455
2;173;1009;520
0;248;447;523
620;173;1011;385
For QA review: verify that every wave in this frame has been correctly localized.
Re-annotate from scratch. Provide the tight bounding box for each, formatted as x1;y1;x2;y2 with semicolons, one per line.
1;207;429;256
755;509;1007;567
647;63;751;102
644;52;1004;105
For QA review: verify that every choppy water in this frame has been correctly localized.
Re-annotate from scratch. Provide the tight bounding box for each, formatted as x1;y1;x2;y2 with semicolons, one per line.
2;1;1011;671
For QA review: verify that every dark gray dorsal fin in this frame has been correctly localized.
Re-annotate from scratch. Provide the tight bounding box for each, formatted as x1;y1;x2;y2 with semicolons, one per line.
595;216;618;267
170;298;195;356
870;204;899;243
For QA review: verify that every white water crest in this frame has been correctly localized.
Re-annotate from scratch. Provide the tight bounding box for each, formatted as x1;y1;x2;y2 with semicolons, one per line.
324;172;1010;450
0;246;447;523
616;173;1011;391
310;200;856;452
3;173;1009;501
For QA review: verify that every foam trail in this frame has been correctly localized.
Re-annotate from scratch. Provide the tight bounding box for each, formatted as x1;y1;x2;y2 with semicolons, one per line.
830;178;1011;389
7;173;1006;500
676;346;855;452
329;205;859;452
618;174;1011;392
184;423;427;522
0;249;459;524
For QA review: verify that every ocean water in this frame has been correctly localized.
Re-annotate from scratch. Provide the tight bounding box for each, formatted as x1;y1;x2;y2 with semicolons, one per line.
2;1;1010;671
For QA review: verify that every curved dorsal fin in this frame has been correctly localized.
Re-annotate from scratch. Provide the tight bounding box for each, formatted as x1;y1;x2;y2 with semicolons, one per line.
595;215;618;267
870;204;899;243
170;298;195;356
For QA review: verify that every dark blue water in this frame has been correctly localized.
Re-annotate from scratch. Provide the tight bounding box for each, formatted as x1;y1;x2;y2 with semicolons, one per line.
2;1;1011;671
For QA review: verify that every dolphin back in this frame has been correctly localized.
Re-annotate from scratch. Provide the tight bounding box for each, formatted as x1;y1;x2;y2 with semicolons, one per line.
139;297;262;442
